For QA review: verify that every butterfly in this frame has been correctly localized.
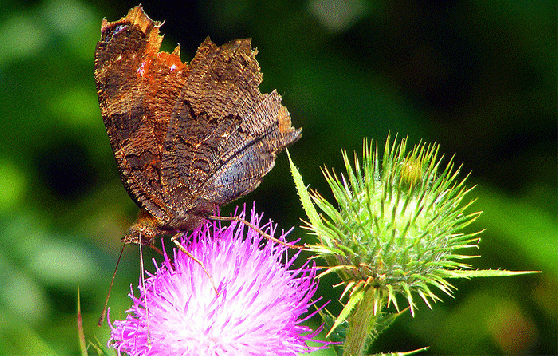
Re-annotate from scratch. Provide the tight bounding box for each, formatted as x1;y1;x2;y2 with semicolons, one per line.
94;6;301;247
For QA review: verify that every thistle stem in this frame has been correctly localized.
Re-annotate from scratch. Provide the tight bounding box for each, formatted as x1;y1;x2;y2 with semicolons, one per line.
343;287;384;356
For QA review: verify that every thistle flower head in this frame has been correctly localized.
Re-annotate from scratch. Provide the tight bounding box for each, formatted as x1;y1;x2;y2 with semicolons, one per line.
108;205;324;356
291;137;482;315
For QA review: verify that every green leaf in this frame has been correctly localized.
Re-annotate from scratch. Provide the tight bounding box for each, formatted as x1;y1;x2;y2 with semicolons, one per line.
318;307;348;345
327;286;366;337
77;288;87;356
438;269;539;278
370;346;429;355
287;150;322;230
372;308;407;338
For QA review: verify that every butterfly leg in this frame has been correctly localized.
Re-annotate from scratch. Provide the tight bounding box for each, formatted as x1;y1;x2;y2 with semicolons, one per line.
170;233;219;296
210;215;306;249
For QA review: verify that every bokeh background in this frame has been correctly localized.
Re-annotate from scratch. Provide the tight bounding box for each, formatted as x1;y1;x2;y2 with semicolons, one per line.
0;0;555;354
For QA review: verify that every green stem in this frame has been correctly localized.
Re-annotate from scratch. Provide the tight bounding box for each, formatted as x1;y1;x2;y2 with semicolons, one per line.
342;287;383;356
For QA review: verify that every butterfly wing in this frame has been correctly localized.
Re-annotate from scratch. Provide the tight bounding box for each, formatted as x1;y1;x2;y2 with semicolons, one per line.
95;6;301;234
94;6;187;224
161;38;301;228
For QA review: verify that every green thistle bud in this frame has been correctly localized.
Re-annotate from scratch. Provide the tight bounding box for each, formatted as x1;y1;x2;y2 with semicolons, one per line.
298;137;481;309
289;137;532;356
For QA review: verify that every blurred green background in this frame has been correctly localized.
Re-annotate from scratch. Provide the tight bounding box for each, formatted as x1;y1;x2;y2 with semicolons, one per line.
0;0;555;354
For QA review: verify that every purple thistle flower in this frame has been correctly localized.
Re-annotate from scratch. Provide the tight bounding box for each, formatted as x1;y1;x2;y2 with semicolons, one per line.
108;205;325;356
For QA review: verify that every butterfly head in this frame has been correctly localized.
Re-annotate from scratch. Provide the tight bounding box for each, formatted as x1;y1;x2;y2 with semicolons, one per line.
122;209;165;246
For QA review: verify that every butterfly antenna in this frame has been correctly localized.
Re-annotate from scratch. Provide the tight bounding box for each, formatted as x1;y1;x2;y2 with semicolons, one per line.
98;243;126;327
170;233;220;296
209;215;305;249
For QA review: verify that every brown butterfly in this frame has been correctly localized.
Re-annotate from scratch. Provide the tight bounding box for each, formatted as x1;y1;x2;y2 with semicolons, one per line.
94;6;301;248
